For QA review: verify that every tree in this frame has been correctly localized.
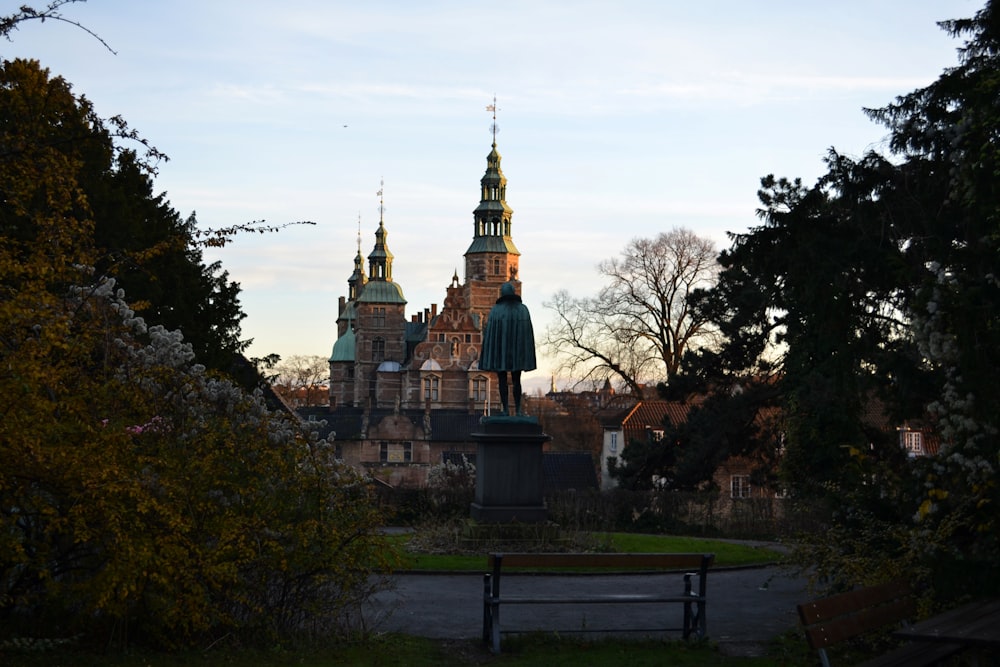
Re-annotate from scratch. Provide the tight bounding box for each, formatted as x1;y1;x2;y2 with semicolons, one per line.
272;354;331;407
543;228;719;398
696;1;1000;600
1;17;389;646
0;58;255;385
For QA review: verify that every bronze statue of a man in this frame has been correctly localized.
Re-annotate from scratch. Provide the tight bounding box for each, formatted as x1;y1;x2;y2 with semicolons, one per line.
480;282;536;416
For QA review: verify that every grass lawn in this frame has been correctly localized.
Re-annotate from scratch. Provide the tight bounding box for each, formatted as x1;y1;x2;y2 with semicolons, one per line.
394;531;785;571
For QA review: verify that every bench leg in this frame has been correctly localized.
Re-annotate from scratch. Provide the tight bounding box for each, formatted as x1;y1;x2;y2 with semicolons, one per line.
483;573;502;653
490;602;501;654
682;573;693;639
482;574;491;645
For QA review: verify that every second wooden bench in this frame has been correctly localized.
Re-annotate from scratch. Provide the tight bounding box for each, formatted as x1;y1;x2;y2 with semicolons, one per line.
482;552;714;653
797;580;964;667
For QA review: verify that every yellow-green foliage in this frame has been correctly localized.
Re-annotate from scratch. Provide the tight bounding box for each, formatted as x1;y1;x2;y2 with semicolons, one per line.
0;59;391;648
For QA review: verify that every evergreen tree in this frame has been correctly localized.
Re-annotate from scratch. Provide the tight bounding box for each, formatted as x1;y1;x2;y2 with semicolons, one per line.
0;58;253;383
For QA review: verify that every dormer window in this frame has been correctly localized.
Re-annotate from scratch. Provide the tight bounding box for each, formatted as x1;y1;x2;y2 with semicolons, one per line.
902;430;924;457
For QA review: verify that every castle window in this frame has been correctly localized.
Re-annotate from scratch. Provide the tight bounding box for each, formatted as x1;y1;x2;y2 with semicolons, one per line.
373;307;386;328
379;441;412;463
423;376;439;401
471;376;487;402
372;337;385;362
493;258;501;275
465;334;472;343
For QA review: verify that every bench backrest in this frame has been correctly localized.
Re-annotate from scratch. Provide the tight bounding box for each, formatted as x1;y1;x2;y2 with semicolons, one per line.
488;552;713;570
798;580;917;650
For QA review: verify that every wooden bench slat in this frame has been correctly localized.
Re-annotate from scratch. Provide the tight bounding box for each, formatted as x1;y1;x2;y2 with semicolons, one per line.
489;552;713;569
798;581;912;625
495;594;703;605
803;597;917;649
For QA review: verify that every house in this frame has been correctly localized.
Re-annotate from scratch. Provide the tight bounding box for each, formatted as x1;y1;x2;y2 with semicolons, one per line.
599;398;786;512
599;400;692;491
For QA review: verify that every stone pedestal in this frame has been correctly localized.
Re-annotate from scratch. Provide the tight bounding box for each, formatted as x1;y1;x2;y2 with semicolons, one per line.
470;416;550;523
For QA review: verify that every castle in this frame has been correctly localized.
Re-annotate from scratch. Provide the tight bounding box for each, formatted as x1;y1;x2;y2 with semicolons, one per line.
318;137;526;486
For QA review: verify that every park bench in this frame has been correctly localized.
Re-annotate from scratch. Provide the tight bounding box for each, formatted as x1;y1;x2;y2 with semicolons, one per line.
797;580;964;667
482;552;714;653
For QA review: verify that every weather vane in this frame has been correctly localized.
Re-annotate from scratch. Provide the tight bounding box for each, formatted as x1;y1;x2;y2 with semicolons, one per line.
486;94;499;144
377;178;385;222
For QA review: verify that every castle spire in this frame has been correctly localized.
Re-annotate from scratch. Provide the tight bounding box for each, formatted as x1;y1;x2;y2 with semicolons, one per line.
466;98;518;255
368;180;394;281
347;212;367;301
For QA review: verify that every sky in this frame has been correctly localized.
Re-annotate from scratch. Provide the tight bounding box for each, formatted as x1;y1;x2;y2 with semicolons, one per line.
4;0;981;392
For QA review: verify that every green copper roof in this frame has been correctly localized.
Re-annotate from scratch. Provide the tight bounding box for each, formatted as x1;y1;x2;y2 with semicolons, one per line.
337;300;359;324
465;236;520;254
357;280;406;304
329;326;356;362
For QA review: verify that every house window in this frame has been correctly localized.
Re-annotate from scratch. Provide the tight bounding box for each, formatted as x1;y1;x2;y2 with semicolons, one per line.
423;376;439;401
372;337;385;361
373;307;386;328
471;376;487;401
651;429;665;441
610;432;618;454
379;441;412;463
731;475;752;499
903;430;924;456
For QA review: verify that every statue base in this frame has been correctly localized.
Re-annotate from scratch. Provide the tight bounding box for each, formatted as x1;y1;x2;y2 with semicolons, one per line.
470;416;550;524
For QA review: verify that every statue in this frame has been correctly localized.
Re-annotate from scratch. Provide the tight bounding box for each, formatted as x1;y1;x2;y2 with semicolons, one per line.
480;282;536;416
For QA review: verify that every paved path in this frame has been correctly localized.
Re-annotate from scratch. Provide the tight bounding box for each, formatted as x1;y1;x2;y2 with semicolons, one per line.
366;565;807;655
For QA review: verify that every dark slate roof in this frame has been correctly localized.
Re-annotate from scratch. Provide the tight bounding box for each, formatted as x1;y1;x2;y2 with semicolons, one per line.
405;320;427;343
543;451;598;492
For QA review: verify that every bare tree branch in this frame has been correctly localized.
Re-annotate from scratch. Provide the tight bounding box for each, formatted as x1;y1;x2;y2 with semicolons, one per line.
1;1;117;55
543;228;719;395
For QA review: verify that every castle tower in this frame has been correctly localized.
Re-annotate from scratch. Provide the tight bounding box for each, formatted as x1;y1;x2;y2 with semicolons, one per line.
464;137;521;321
353;185;407;407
